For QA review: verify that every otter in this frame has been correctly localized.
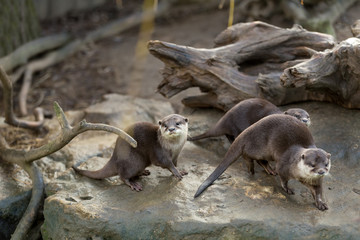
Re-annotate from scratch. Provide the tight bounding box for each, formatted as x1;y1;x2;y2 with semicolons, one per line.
194;114;331;211
188;98;310;143
73;114;189;191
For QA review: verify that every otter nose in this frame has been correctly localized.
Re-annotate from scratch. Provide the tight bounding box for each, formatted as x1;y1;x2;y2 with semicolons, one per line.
168;127;176;132
318;170;326;175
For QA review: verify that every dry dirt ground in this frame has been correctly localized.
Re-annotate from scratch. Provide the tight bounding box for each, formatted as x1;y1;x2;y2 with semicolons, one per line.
2;1;360;147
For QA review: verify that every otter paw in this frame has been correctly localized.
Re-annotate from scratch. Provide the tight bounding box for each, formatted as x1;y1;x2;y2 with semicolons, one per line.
180;170;188;176
284;187;295;195
266;168;277;176
315;201;329;211
130;182;143;192
141;170;151;176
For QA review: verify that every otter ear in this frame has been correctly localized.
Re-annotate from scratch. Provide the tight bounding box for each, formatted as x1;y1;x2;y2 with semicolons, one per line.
301;154;305;159
184;118;188;123
158;121;162;126
327;153;331;159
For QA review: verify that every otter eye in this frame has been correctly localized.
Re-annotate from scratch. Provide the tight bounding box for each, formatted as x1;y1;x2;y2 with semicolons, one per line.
295;114;300;118
164;124;168;128
310;163;316;168
325;163;329;167
176;122;180;126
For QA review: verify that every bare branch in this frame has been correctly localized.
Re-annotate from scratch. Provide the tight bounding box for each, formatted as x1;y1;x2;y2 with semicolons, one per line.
0;101;137;165
18;40;83;116
0;65;45;129
0;33;72;72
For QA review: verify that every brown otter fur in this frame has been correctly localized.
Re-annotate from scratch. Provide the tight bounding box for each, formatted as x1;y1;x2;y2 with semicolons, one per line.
73;114;188;191
194;114;331;211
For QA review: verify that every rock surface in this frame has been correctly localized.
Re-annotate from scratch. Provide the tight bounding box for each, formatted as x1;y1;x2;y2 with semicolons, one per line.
1;94;359;239
0;160;31;240
37;94;360;239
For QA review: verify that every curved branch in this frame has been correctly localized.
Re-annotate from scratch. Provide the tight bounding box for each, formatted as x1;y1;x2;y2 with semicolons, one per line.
0;101;137;165
0;66;45;129
0;33;71;72
18;40;83;116
10;162;44;240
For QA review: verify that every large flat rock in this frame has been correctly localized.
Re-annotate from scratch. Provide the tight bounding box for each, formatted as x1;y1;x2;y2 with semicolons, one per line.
41;98;360;239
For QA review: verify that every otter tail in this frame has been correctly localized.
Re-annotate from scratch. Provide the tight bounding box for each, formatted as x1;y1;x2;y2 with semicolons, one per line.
72;159;118;180
188;126;225;141
194;141;243;198
188;132;212;141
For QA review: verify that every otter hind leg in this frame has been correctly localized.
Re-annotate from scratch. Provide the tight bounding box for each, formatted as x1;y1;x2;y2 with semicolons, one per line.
140;169;151;176
188;132;211;141
225;134;235;143
122;177;143;191
243;156;255;175
257;160;277;175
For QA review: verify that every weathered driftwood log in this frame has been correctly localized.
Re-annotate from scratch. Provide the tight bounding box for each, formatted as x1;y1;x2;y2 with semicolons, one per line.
148;21;338;111
281;37;360;108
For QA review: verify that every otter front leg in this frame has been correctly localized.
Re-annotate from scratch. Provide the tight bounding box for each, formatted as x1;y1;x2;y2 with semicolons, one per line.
168;164;188;179
303;180;328;211
279;176;295;195
156;151;187;179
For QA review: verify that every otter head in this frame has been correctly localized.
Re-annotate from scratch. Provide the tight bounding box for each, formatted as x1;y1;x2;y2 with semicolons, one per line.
284;108;311;126
297;148;331;181
158;114;188;141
